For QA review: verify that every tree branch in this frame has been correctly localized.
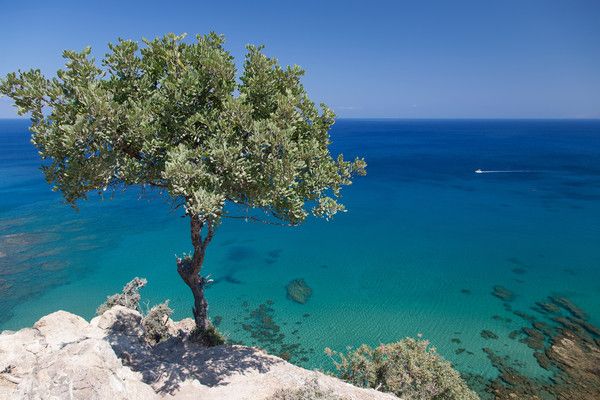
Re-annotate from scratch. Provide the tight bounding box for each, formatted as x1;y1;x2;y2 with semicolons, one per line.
190;214;204;276
149;181;169;188
120;142;144;161
201;219;215;251
222;214;291;227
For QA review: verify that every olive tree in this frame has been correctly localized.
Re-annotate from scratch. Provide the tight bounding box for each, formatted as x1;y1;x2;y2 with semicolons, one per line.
0;33;366;335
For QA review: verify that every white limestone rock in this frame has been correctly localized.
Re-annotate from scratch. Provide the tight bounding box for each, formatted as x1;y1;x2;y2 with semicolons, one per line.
0;308;398;400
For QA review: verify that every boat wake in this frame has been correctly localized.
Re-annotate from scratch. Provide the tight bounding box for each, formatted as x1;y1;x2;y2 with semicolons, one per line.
474;169;536;174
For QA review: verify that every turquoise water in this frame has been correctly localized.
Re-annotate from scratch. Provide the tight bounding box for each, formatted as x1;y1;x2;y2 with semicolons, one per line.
1;119;600;380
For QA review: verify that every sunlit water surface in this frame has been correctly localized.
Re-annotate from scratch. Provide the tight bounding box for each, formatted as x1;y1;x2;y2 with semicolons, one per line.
1;119;599;381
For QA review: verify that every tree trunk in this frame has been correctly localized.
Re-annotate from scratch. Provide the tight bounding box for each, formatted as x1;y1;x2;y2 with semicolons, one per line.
177;263;209;330
177;213;214;331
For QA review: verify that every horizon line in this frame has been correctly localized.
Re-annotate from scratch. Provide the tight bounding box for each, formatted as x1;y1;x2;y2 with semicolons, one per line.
1;116;600;121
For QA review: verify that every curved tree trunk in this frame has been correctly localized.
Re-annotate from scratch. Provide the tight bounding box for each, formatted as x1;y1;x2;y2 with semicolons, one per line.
177;262;210;330
177;213;214;331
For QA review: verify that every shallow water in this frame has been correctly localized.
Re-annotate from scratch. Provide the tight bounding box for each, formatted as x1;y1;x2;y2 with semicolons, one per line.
1;119;599;382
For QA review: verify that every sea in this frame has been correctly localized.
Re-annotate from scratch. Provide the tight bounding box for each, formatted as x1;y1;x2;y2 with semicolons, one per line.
1;118;599;384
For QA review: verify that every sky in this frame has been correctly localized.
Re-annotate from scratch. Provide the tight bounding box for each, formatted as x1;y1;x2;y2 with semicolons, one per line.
1;0;599;118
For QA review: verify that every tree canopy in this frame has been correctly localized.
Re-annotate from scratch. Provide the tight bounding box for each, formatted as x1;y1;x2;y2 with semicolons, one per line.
1;33;366;332
1;33;366;226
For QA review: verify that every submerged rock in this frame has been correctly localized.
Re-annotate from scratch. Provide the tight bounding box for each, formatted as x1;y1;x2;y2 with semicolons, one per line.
508;330;521;340
286;279;313;304
520;327;545;350
485;295;600;399
549;295;588;320
492;285;515;302
534;301;560;315
512;310;536;323
480;330;499;340
238;301;312;364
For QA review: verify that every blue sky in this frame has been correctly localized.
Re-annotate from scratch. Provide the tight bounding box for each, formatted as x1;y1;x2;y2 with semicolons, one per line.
1;0;599;118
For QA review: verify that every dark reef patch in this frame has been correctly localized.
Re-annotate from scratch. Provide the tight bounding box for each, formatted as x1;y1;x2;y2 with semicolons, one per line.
224;275;243;285
512;310;537;325
533;301;560;315
234;300;312;364
549;295;587;320
520;327;545;350
480;330;499;340
481;294;600;399
286;279;313;304
213;272;243;285
508;330;521;340
492;285;515;302
0;219;105;326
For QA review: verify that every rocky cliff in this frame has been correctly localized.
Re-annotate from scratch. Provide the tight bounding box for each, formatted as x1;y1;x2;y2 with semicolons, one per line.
0;306;397;399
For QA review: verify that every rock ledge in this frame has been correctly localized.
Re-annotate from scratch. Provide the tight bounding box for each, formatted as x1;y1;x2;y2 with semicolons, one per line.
0;306;397;400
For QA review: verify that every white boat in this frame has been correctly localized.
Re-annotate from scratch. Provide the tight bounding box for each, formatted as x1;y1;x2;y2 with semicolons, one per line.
475;169;483;174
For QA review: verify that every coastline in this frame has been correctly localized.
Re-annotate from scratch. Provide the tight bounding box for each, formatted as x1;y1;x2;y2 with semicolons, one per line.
0;305;397;400
2;119;600;397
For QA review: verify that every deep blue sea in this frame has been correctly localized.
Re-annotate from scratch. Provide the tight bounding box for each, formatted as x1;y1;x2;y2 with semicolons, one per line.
1;119;600;380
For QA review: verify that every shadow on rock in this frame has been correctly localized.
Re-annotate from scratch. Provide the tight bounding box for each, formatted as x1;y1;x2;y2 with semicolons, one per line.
102;307;279;395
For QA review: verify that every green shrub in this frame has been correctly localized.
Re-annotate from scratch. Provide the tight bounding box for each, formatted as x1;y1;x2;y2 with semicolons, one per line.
190;322;226;347
268;378;345;400
142;301;173;345
96;277;147;315
326;338;479;400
